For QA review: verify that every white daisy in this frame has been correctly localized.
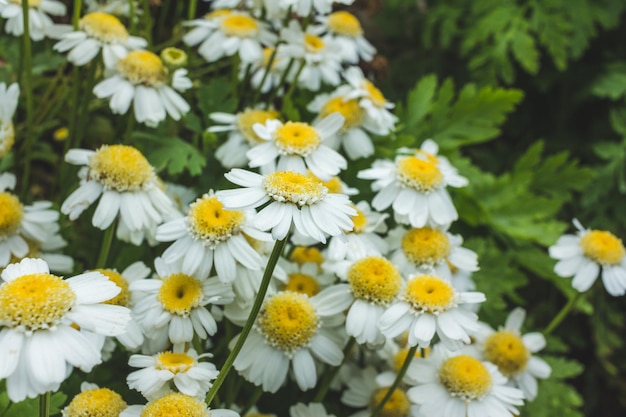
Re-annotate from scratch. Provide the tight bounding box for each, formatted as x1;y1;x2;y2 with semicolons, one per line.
93;50;192;127
549;218;626;296
246;46;290;94
217;169;356;243
311;11;375;64
0;258;131;402
290;403;336;417
0;82;19;158
24;221;74;274
121;393;239;417
0;0;66;41
248;113;347;181
378;273;485;350
407;345;525;417
273;0;354;17
280;259;335;297
61;145;181;245
85;0;138;16
62;382;127;417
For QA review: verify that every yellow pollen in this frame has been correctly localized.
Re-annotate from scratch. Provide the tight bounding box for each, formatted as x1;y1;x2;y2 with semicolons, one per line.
392;347;429;372
63;387;127;417
327;11;363;37
396;156;444;192
369;388;410;417
262;171;327;206
141;393;208;417
404;275;455;313
401;227;450;266
347;257;401;304
237;109;280;145
187;195;245;246
80;12;129;42
157;273;204;317
220;14;259;37
96;269;130;307
0;122;15;157
257;291;319;352
350;207;368;233
483;330;529;377
205;9;231;20
0;272;76;332
156;351;196;373
274;122;321;156
439;355;492;399
284;273;320;297
364;80;387;108
414;149;439;165
320;97;364;130
305;34;325;53
0;192;23;238
89;145;154;191
117;50;168;86
312;173;343;194
580;230;626;265
289;246;324;270
53;126;69;142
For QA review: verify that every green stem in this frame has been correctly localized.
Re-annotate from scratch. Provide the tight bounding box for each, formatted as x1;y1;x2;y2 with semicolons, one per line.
19;0;34;198
129;0;137;33
370;344;418;417
251;44;280;105
188;0;198;20
95;223;116;269
205;237;288;406
72;0;82;29
313;337;356;402
543;292;582;335
265;58;295;109
39;392;50;417
141;0;153;46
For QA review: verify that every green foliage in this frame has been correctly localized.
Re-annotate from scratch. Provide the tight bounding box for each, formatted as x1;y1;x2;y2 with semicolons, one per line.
133;132;206;176
0;386;66;417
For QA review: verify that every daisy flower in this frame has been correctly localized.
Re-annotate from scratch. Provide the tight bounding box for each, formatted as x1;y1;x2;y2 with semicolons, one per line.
0;0;66;41
378;273;485;350
233;287;352;392
246;46;290;94
474;308;551;400
0;82;19;158
290;403;336;417
0;258;131;402
280;259;335;297
130;257;234;353
62;382;127;417
17;221;74;274
217;169;355;243
248;113;347;181
127;348;218;400
121;393;239;417
289;245;325;271
53;12;147;68
407;346;525;417
358;140;467;228
85;0;138;16
549;218;626;296
61;144;181;245
273;0;354;17
311;11;375;64
93;50;192;127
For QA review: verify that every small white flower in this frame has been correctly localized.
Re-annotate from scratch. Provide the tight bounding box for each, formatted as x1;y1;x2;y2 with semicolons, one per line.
311;11;375;64
121;393;239;417
0;82;19;157
290;403;336;417
0;0;66;40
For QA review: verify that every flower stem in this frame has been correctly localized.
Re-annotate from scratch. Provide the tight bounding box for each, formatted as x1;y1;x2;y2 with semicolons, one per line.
39;392;50;417
141;0;153;46
205;237;288;406
19;0;34;198
313;337;356;402
543;292;582;335
370;344;418;417
95;223;116;269
188;0;198;20
72;0;82;29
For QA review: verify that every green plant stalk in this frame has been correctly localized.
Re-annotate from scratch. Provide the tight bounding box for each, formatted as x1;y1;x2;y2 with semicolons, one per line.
129;0;137;33
313;336;356;402
251;44;280;105
204;237;288;406
370;344;418;417
141;0;153;46
266;58;295;109
279;60;304;110
95;223;116;269
72;0;82;29
543;292;582;335
39;392;50;417
19;0;35;198
188;0;198;20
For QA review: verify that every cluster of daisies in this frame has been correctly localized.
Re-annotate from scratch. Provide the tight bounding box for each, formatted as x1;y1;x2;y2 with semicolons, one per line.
1;1;625;417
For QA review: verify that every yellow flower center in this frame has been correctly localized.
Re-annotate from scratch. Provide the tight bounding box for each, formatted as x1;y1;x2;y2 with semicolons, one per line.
205;9;231;20
63;387;127;417
97;269;130;307
156;351;196;373
289;246;324;269
10;0;40;7
0;122;15;157
347;256;401;304
89;145;154;191
369;388;410;417
117;50;168;86
392;347;429;372
263;171;328;206
327;11;363;37
305;34;325;53
364;80;387;108
284;273;320;297
161;47;188;68
320;97;364;130
220;14;259;37
350;207;368;233
261;47;278;69
439;355;492;400
0;192;23;238
401;227;450;266
53;126;69;142
312;173;343;194
187;195;245;246
257;292;319;352
580;230;626;265
80;12;129;42
0;273;76;332
404;275;455;313
396;156;443;192
274;122;321;156
237;109;280;145
157;273;204;317
483;330;529;377
141;393;208;417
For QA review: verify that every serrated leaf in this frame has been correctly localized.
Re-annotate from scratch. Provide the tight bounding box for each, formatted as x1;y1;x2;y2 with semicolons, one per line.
404;74;437;130
592;63;626;100
133;133;206;176
196;78;237;121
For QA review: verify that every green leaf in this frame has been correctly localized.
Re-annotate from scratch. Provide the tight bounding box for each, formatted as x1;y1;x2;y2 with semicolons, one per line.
591;62;626;100
196;78;237;121
0;386;67;417
133;133;206;176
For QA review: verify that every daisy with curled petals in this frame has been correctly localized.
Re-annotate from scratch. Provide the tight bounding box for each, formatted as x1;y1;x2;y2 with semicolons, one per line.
549;218;626;296
130;257;234;353
0;82;19;158
156;192;272;284
248;113;347;181
311;11;375;64
217;169;356;243
232;287;352;392
121;393;239;417
62;382;127;417
473;308;551;401
127;348;218;400
407;345;525;417
0;0;66;41
0;258;131;402
378;273;485;350
290;403;336;417
93;50;191;127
